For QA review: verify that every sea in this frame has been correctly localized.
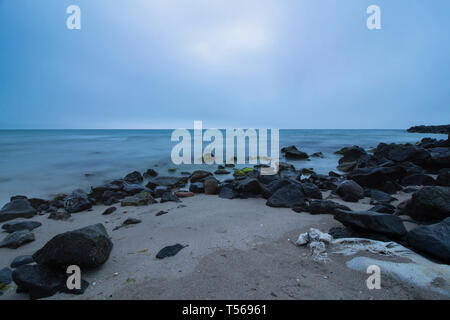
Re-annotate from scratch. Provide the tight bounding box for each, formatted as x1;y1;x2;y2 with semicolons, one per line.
0;129;446;206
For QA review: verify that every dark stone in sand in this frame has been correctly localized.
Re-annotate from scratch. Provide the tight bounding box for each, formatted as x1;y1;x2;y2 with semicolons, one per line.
48;194;68;209
122;183;150;195
33;224;113;270
0;230;35;249
0;199;37;223
10;255;34;268
189;182;204;194
336;180;364;202
401;174;436;186
369;203;396;214
122;218;141;225
146;176;187;189
347;166;407;188
400;186;450;222
124;171;143;184
407;124;450;134
190;170;213;183
48;210;71;221
102;207;117;215
334;209;406;238
219;185;239;199
0;267;12;286
64;190;92;213
234;178;268;198
328;226;392;242
204;178;219;195
407;217;450;263
436;169;450;187
281;145;309;160
368;189;396;204
301;183;322;200
160;191;181;203
336;146;369;172
2;220;42;233
307;200;351;215
28;198;49;212
154;186;170;198
425;147;450;170
266;184;305;208
156;210;168;216
373;143;431;166
156;244;187;259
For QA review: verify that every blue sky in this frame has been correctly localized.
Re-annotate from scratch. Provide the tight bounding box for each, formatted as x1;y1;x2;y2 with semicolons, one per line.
0;0;449;129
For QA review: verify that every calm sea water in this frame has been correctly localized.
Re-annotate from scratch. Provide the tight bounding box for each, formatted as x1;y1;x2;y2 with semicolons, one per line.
0;129;445;206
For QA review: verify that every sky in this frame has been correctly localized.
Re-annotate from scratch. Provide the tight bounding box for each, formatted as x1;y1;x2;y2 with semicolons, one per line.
0;0;449;129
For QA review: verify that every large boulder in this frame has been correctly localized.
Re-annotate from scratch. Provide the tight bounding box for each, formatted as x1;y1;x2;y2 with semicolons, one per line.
190;170;213;183
0;230;35;249
234;178;268;198
33;224;113;270
401;174;436;186
336;146;369;172
64;190;92;213
401;186;450;222
425;147;450;170
121;191;156;207
406;218;450;263
437;169;450;187
306;200;351;215
301;183;322;200
1;220;42;233
160;191;181;203
373;143;430;166
189;182;204;194
266;184;305;208
368;189;396;204
203;178;219;195
0;199;37;223
334;210;407;238
347;166;407;188
281;146;309;160
336;180;364;202
123;171;143;184
219;185;239;199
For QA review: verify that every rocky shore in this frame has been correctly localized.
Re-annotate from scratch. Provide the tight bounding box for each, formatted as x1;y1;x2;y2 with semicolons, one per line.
0;134;449;299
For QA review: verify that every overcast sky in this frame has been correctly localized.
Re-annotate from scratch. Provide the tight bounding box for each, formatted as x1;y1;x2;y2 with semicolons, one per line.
0;0;449;129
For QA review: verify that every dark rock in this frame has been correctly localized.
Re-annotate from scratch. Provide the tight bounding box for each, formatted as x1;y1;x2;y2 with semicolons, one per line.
102;207;117;215
278;162;296;172
124;171;143;184
10;255;34;268
48;193;68;209
0;267;12;286
33;224;113;270
204;178;219;195
64;190;92;213
436;169;450;187
401;186;450;222
281;146;309;160
160;191;181;203
215;169;230;175
48;210;71;221
143;168;158;178
347;166;407;188
328;226;392;242
0;199;37;223
219;186;239;199
373;143;430;166
28;198;49;211
0;230;35;249
145;176;187;189
156;244;187;259
398;161;425;176
369;203;396;214
156;210;168;216
189;182;204;194
336;180;364;202
122;218;141;225
266;184;305;208
334;209;407;238
301;183;322;200
401;174;436;186
122;183;149;195
2;220;42;233
190;170;213;183
234;178;266;198
369;189;396;204
121;191;156;207
307;200;351;215
407;217;450;263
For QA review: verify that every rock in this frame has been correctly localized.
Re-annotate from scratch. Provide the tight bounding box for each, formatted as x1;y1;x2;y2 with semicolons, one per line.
266;184;306;208
311;152;324;158
33;224;113;270
156;244;187;259
347;166;407;188
401;186;450;222
0;230;35;249
214;169;230;175
336;180;364;202
0;199;37;223
368;189;396;204
337;146;369;172
10;255;34;268
301;183;322;199
0;267;12;287
437;169;450;187
12;264;88;299
407;217;450;263
143;168;158;178
101;207;116;216
28;198;49;212
334;210;407;238
2;220;42;233
307;200;351;215
204;178;218;195
146;176;187;189
121;191;156;207
329;171;341;178
160;191;181;203
189;182;204;193
122;218;141;225
153;186;169;198
373;142;430;166
401;174;436;186
122;183;149;195
175;191;194;198
234;178;266;198
48;193;68;209
156;210;168;216
190;170;213;183
426;147;450;170
48;210;71;221
64;190;92;213
124;171;143;184
369;203;396;214
219;186;239;199
281;146;309;159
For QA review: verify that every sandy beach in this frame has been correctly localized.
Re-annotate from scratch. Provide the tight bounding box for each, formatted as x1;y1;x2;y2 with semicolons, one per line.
1;190;447;300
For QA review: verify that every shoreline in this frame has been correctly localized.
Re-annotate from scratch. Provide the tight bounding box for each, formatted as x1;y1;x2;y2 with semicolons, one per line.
0;134;449;300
